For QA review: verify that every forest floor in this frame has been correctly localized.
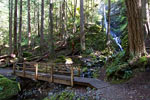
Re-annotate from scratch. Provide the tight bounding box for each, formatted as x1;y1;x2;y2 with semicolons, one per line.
0;68;150;100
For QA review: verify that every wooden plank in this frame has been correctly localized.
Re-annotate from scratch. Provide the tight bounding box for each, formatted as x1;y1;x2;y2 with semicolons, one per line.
13;63;16;74
71;65;74;86
23;63;26;77
35;64;38;80
50;65;53;82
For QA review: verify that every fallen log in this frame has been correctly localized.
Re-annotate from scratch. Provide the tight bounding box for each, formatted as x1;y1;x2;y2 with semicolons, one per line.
0;55;11;59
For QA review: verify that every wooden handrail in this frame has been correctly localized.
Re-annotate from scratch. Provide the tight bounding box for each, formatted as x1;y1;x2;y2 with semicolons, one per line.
34;64;38;80
70;65;74;86
13;62;81;87
13;63;16;74
50;65;53;82
23;63;26;77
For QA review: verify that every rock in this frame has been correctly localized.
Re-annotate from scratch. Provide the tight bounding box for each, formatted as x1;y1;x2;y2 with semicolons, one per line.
0;74;20;100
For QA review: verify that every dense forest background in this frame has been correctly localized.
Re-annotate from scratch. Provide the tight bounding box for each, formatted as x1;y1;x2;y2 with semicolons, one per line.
0;0;150;100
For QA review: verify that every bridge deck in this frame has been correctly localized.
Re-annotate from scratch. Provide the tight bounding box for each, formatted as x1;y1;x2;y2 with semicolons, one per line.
15;70;108;89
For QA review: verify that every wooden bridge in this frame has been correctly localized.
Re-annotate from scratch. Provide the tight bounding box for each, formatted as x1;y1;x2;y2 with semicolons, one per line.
13;62;107;89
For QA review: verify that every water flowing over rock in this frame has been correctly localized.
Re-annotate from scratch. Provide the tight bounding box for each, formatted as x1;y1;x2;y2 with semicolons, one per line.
99;2;123;51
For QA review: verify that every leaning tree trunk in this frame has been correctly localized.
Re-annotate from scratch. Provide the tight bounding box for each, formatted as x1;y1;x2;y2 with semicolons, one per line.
125;0;146;56
14;0;18;54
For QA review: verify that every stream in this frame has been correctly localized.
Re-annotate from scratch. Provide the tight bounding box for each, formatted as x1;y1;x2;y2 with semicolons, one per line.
99;2;123;51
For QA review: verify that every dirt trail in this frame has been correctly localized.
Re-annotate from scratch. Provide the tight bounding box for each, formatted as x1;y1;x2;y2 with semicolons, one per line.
0;68;13;76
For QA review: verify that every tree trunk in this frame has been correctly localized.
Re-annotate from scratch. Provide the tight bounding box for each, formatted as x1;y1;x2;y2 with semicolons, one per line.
142;0;150;38
49;0;55;58
62;0;66;43
14;0;18;54
40;0;44;48
73;0;77;34
107;0;111;42
37;0;40;37
9;0;13;55
27;0;31;46
80;0;85;51
34;0;37;34
125;0;146;56
18;0;22;58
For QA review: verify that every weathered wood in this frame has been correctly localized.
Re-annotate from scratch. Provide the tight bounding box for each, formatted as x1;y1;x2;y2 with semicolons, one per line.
71;65;74;86
45;65;48;73
50;65;53;82
78;66;80;77
15;70;105;89
13;63;16;74
35;63;38;80
23;63;26;77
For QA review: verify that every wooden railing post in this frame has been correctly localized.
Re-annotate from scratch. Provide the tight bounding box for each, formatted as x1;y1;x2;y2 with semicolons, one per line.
35;63;38;80
50;65;53;82
46;64;48;73
70;64;74;86
78;66;81;77
13;63;16;75
23;63;26;77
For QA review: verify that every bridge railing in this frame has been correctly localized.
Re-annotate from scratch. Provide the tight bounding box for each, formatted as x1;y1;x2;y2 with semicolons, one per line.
13;62;81;86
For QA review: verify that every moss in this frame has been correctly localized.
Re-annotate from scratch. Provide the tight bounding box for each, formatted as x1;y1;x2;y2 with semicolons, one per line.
0;75;20;100
139;56;147;64
23;52;32;57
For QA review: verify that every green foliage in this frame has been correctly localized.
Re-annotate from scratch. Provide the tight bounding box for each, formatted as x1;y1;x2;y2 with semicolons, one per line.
85;25;107;53
23;51;33;57
139;56;147;63
44;91;75;100
139;56;148;67
92;68;100;78
54;56;66;63
0;75;20;100
106;51;132;81
121;32;128;51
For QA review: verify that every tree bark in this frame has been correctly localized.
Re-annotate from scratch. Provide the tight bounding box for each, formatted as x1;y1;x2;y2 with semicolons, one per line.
142;0;150;38
49;0;55;58
73;0;77;34
125;0;146;56
9;0;13;55
61;0;66;43
27;0;31;46
107;0;111;42
14;0;18;54
40;0;44;48
37;0;40;37
80;0;85;51
18;0;22;58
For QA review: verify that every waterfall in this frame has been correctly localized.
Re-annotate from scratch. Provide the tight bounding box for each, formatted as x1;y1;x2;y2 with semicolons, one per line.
99;2;123;51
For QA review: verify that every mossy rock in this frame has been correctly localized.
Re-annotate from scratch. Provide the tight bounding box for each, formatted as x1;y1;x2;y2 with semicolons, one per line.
0;75;20;100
